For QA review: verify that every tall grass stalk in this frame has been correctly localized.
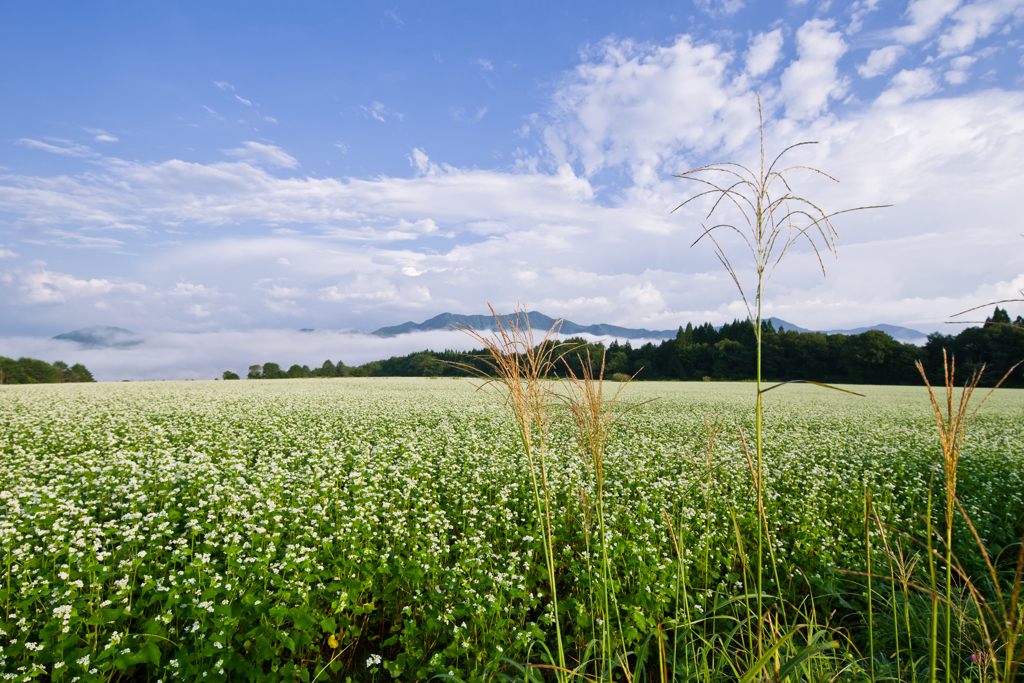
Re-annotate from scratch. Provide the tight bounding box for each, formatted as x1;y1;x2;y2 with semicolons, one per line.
453;303;569;679
561;349;636;681
915;352;1022;683
916;351;1020;683
674;95;885;658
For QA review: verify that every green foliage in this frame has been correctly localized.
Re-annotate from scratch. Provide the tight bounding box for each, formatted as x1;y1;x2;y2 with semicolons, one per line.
228;313;1023;387
222;370;241;380
0;356;95;384
0;379;1020;681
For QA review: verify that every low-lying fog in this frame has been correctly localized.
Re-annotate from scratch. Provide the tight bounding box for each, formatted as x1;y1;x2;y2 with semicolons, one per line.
0;329;665;382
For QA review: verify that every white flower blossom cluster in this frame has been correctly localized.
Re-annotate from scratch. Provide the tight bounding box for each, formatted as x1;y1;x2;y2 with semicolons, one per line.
0;378;1020;681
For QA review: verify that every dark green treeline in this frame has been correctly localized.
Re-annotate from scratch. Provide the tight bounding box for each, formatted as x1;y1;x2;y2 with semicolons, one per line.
0;357;96;384
358;307;1024;387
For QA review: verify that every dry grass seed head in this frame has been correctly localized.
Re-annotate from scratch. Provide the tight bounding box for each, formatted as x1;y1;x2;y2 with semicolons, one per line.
451;303;567;444
673;95;888;320
560;348;639;481
914;350;1022;520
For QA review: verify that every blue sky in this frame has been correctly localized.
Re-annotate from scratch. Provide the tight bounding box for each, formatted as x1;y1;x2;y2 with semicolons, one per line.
2;0;1024;377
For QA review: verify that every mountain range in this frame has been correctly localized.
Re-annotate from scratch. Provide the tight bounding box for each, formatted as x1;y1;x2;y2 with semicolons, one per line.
372;312;931;344
50;315;930;350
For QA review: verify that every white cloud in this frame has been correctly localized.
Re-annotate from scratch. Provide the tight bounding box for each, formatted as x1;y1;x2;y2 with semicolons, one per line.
203;105;223;120
170;282;217;297
214;81;235;91
255;279;307;299
384;10;402;25
0;248;18;259
473;58;494;71
876;67;940;106
188;304;211;318
847;0;882;34
85;129;119;142
223;141;299;168
938;0;1024;55
857;45;906;78
2;37;1024;346
745;30;784;76
334;142;348;153
893;0;962;43
945;54;978;82
4;264;145;304
16;138;96;157
235;95;252;106
360;101;403;122
779;19;849;120
694;0;746;17
544;35;757;183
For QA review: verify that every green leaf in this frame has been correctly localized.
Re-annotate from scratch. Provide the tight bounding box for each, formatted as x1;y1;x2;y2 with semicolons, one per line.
290;607;316;631
140;641;162;665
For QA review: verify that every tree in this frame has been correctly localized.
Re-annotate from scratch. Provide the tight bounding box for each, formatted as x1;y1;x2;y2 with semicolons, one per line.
262;363;283;379
222;370;240;380
67;363;95;382
247;364;262;379
985;306;1011;327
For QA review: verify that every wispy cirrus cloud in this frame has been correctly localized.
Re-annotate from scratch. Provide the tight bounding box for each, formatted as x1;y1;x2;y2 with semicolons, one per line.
16;138;97;157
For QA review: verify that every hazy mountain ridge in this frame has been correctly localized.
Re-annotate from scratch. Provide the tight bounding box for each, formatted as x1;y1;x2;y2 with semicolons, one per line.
373;312;929;344
52;326;143;348
372;311;680;339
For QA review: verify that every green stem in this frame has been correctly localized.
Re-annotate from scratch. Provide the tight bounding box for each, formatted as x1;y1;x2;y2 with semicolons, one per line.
755;277;764;660
927;476;938;683
945;505;952;683
866;488;875;681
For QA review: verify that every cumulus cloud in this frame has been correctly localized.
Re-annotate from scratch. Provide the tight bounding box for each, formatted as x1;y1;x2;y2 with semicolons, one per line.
892;0;962;43
544;35;758;183
876;67;940;106
3;264;145;304
857;45;906;78
945;54;978;83
170;282;217;297
0;248;19;259
745;30;784;76
779;19;849;120
223;141;299;168
938;0;1024;55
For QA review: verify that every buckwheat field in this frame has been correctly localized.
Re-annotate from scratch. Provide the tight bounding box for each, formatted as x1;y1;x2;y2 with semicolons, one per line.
1;378;1022;682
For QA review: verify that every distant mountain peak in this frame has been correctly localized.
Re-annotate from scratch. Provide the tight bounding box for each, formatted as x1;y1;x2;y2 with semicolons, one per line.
53;326;143;348
372;312;930;345
373;311;680;340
